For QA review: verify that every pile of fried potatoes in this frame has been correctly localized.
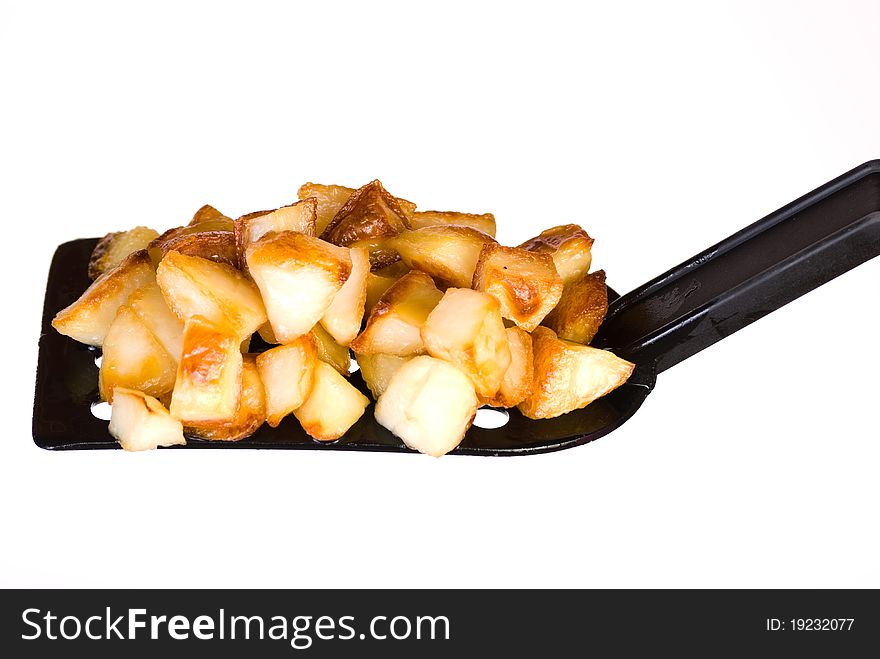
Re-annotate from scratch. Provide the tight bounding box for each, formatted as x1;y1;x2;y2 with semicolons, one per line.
52;180;634;456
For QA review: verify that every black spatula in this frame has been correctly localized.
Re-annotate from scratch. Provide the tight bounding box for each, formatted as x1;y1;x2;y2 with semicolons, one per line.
33;161;880;454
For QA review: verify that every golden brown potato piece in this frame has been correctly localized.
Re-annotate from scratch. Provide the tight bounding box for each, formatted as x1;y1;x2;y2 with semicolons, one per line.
421;288;511;398
484;326;534;408
99;305;177;403
374;355;478;457
256;336;318;427
88;226;160;280
320;246;369;346
408;211;496;238
234;198;318;268
472;243;564;331
245;231;351;343
350;271;443;356
320;180;412;269
156;250;267;340
543;270;608;344
149;216;238;267
53;250;156;346
519;224;594;284
125;282;184;364
108;388;186;451
189;204;231;226
169;316;243;424
388;226;495;288
186;355;266;441
298;183;355;236
310;323;351;375
299;182;417;235
355;352;411;399
365;272;401;315
518;327;634;419
293;361;370;441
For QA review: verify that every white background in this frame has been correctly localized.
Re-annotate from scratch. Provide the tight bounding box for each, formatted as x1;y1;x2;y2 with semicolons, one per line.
1;0;878;588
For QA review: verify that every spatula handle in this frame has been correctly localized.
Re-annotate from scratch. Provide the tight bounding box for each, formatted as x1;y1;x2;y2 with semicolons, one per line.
594;160;880;374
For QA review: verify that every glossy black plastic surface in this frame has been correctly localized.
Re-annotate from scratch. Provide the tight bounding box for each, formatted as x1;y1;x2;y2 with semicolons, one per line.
593;160;880;371
33;161;880;454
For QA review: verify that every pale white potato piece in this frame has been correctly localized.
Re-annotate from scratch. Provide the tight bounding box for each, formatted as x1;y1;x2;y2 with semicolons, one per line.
472;243;564;332
518;327;635;419
355;352;411;399
156;250;267;340
484;326;534;408
256;336;318;427
350;271;443;356
320;246;369;346
126;281;184;363
108;387;185;451
234;198;318;268
99;305;177;403
245;231;351;343
52;250;156;346
374;355;478;457
387;225;495;287
169;316;243;424
186;355;266;441
293;361;370;441
421;288;511;398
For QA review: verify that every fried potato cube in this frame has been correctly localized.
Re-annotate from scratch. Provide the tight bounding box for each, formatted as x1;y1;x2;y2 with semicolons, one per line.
88;226;160;280
234;198;318;268
126;282;184;364
421;288;511;398
310;323;351;375
293;361;370;441
189;204;232;226
99;305;177;403
350;271;442;356
108;388;186;451
157;250;267;340
149;219;238;268
543;270;608;344
365;272;401;315
169;316;243;424
374;355;478;457
484;327;534;408
319;180;412;269
53;250;156;346
320;246;369;346
519;224;594;284
245;231;352;343
408;210;496;238
388;226;496;288
355;352;411;399
517;327;634;419
298;182;417;235
186;355;266;441
472;243;564;331
256;336;318;427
